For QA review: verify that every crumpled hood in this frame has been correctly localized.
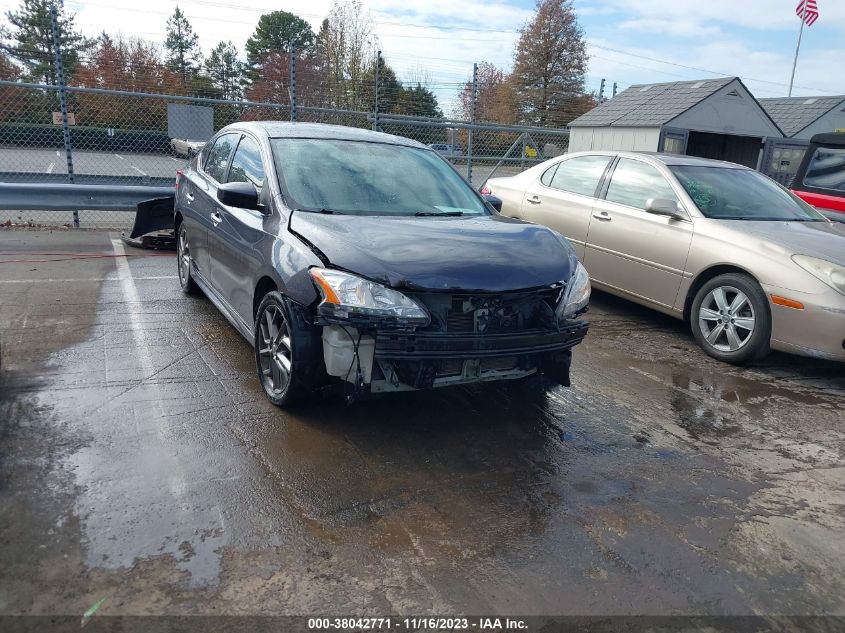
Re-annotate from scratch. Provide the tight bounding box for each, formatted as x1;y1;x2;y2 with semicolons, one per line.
730;220;845;266
289;212;577;292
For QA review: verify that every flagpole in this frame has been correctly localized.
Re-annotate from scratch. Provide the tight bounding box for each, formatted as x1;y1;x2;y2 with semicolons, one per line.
789;3;808;96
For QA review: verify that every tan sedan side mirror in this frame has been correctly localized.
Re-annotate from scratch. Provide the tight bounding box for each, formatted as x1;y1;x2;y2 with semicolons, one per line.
645;198;685;220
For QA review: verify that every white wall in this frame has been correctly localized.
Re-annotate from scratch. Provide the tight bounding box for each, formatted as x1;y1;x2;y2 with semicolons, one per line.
568;127;661;153
669;79;783;138
792;100;845;139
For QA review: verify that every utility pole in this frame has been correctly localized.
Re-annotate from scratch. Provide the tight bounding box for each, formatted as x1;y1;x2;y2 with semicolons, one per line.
373;50;381;131
289;41;297;122
467;62;478;183
50;3;77;228
599;78;605;102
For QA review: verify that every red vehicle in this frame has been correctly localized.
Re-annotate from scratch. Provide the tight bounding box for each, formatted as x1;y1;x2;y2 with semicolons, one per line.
791;133;845;222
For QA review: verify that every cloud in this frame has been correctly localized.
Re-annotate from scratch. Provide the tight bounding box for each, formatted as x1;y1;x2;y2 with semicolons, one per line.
594;0;845;32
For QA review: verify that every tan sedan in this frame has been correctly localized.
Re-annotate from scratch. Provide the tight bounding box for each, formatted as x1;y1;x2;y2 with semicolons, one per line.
485;151;845;364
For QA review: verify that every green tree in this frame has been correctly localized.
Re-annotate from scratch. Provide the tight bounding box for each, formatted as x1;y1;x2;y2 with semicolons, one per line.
165;6;202;87
245;11;315;83
511;0;588;126
205;41;242;100
401;84;442;118
4;0;91;84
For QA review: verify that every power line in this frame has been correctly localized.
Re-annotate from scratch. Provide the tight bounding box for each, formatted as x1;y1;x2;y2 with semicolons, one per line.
588;43;841;93
45;0;845;96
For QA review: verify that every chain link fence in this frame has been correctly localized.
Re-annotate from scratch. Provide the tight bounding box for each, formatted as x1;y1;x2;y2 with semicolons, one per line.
1;68;569;231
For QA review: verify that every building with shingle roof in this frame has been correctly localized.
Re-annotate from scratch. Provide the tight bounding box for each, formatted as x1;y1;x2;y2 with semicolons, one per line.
759;95;845;139
567;77;783;169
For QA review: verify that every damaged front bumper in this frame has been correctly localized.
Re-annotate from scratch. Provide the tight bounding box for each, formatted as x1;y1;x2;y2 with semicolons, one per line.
320;321;588;395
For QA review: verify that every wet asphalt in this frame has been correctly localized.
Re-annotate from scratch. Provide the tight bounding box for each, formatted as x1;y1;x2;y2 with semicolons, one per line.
0;228;843;618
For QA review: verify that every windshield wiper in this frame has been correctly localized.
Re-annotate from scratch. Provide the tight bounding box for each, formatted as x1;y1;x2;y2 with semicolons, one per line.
414;211;464;217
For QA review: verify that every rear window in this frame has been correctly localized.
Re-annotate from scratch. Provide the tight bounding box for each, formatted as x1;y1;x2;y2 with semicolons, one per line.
803;146;845;193
540;164;558;186
548;155;611;197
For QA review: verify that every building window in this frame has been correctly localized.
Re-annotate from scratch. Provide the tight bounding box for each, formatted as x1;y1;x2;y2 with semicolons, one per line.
663;136;685;155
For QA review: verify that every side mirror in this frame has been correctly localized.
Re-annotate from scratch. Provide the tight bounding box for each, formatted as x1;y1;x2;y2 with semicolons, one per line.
645;197;684;220
483;194;503;213
217;181;260;211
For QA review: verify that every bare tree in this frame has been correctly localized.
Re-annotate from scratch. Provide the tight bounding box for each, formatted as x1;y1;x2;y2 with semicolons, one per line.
511;0;588;127
316;0;379;110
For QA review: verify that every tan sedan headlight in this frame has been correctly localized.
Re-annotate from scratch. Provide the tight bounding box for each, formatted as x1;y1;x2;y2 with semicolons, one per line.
792;255;845;296
556;261;591;320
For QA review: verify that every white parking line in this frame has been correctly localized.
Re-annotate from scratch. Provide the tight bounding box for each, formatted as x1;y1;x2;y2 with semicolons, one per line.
114;153;125;160
55;150;60;157
46;162;55;174
131;165;148;176
0;275;177;285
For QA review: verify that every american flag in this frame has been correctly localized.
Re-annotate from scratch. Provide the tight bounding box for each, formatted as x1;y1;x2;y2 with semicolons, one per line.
796;0;820;26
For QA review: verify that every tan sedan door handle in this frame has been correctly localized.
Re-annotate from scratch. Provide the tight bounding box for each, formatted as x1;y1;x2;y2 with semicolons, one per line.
527;195;542;205
592;210;612;221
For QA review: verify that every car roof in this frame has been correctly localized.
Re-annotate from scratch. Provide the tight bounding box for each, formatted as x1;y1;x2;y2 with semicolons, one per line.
809;132;845;147
571;150;749;169
222;121;428;149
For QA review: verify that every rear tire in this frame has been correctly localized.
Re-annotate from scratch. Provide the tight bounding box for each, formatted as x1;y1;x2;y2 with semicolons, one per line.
254;292;316;407
690;273;770;365
176;223;200;295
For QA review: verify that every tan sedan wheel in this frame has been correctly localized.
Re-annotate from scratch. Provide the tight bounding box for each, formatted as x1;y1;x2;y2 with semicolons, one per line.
691;273;771;365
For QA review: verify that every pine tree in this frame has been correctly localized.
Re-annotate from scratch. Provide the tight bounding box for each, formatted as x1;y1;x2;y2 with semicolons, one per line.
165;6;202;87
205;41;242;100
511;0;588;127
244;11;315;85
4;0;91;84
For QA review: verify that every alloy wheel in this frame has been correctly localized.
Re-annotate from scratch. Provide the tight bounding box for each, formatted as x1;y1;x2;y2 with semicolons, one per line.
257;304;293;396
177;226;191;287
698;286;756;353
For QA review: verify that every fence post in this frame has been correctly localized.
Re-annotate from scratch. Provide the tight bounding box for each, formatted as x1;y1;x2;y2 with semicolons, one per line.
289;42;297;122
466;62;478;183
520;135;526;171
50;3;78;228
373;50;381;131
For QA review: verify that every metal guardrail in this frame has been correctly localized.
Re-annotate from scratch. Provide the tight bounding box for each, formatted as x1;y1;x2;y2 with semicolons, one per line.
0;182;172;212
0;172;174;187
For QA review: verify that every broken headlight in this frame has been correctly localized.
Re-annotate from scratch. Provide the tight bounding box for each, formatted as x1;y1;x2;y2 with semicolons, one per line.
792;255;845;296
310;268;431;326
556;261;591;320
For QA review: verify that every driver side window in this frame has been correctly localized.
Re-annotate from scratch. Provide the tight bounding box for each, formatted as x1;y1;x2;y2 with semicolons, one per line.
227;136;266;194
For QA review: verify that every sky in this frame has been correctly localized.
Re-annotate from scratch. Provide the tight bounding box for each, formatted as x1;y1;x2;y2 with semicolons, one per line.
3;0;845;114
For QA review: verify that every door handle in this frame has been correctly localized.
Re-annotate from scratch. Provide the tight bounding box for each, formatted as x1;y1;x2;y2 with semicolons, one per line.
210;211;222;226
527;195;541;205
185;192;194;203
592;211;612;221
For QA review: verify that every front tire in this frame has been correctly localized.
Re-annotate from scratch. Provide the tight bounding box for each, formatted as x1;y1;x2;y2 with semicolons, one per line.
254;292;315;407
690;273;771;365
